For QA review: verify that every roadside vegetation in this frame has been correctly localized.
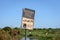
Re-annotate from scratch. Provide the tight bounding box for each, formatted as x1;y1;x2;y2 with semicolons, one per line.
0;26;60;40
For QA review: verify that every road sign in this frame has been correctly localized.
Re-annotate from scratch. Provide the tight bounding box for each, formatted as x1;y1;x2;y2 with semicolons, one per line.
21;8;35;30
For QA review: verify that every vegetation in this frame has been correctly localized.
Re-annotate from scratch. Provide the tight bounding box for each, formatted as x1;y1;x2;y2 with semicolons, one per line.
0;26;60;40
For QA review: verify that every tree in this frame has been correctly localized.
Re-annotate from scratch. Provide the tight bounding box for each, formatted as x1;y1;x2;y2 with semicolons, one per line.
2;26;12;32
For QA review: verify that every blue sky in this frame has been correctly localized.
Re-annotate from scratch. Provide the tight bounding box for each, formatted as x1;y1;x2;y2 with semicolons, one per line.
0;0;60;28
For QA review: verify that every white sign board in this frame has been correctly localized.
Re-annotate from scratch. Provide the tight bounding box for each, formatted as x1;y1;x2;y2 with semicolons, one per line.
21;8;35;30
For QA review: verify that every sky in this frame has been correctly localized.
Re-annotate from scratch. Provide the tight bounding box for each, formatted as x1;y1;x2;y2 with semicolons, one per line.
0;0;60;28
